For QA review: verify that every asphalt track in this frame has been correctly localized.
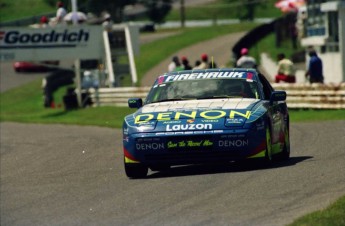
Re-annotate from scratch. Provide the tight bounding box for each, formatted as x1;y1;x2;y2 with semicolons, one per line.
1;120;345;226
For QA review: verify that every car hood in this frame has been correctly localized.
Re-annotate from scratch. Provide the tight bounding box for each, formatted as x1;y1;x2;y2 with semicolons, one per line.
125;98;266;132
141;98;258;113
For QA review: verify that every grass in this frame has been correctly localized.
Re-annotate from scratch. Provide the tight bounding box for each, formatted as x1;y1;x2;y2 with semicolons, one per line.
0;0;54;23
0;79;135;128
252;33;304;65
288;195;345;226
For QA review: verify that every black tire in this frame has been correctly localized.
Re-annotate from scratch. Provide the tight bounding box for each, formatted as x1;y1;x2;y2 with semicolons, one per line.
124;160;148;179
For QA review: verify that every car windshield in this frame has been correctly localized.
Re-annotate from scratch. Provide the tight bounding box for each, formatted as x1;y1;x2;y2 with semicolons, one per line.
145;78;259;104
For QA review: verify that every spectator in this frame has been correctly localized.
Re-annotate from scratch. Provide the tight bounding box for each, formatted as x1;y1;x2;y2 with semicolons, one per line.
39;16;49;28
236;48;257;69
194;60;201;69
275;53;296;83
194;53;217;69
102;13;113;32
168;56;183;72
181;56;192;70
305;50;324;84
102;13;114;44
55;1;67;25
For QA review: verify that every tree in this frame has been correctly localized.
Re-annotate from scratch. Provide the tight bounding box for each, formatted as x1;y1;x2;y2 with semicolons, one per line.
140;0;173;24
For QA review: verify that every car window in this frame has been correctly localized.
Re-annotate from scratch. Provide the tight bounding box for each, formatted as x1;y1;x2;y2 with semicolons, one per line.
145;78;259;104
258;73;274;100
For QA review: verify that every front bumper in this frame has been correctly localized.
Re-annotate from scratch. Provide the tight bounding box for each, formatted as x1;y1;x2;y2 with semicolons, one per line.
123;128;267;165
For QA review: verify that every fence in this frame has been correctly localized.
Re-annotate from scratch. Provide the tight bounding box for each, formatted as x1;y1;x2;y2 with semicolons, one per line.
88;83;345;109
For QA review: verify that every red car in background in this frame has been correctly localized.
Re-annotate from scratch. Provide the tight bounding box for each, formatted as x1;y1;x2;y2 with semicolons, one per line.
13;61;59;73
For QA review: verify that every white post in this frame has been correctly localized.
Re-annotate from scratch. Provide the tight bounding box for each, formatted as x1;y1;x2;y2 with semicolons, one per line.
339;2;345;82
74;59;82;107
71;0;78;25
124;25;138;85
103;30;115;86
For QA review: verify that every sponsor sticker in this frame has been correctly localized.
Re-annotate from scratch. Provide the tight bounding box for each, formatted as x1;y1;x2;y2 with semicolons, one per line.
167;140;214;149
166;123;212;131
218;139;249;147
134;110;251;124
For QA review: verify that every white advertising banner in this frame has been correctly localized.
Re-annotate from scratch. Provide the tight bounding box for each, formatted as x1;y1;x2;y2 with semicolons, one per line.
0;25;103;62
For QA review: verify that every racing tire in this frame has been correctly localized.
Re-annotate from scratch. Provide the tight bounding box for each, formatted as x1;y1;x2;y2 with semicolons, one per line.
276;126;290;161
124;161;148;179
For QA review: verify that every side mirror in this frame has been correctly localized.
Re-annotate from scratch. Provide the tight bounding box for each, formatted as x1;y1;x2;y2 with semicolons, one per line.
270;91;287;104
128;98;143;108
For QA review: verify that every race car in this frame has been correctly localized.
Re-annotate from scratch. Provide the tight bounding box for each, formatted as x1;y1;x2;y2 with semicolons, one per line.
122;68;290;178
13;61;59;73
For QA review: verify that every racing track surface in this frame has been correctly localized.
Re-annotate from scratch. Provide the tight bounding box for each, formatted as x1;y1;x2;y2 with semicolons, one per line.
1;121;345;226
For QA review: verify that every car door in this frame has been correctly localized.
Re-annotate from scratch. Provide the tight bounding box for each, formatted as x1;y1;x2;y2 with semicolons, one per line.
258;73;283;144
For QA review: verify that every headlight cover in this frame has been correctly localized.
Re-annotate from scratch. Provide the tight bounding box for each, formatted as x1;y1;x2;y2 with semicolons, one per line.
224;117;246;127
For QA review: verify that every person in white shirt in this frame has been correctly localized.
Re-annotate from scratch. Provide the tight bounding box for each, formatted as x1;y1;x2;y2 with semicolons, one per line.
236;48;257;69
56;1;67;24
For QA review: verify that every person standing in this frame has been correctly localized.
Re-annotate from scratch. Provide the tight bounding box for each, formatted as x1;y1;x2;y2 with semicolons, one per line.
275;53;296;83
236;48;257;69
168;56;183;72
305;50;324;83
39;16;49;28
194;53;217;69
55;1;67;25
181;56;192;70
102;13;114;45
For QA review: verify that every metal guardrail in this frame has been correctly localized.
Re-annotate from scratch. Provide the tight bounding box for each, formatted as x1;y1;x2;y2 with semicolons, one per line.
88;83;345;109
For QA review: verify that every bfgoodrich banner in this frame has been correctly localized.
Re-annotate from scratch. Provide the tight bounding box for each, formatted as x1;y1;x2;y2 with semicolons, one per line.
0;26;103;62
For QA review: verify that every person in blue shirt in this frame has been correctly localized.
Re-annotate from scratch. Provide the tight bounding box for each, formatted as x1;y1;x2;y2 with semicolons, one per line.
305;50;324;83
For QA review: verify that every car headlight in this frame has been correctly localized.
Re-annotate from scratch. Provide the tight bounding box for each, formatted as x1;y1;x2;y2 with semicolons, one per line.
136;120;157;131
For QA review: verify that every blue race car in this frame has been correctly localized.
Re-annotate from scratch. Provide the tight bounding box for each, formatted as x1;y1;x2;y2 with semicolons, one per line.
123;69;290;178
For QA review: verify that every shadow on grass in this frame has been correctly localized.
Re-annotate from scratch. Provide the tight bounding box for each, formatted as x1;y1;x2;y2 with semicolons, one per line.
41;109;74;118
146;156;313;179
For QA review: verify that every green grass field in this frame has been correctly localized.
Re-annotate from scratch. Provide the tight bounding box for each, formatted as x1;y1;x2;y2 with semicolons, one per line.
0;0;54;22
